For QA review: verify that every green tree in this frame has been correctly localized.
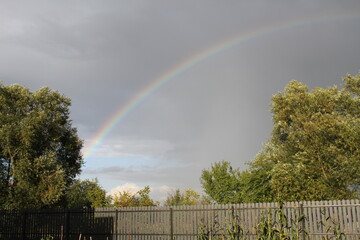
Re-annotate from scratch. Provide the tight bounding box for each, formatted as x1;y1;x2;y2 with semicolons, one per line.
200;161;243;204
0;84;83;209
112;186;158;207
248;74;360;201
238;158;274;203
201;74;360;203
112;190;134;207
136;186;158;206
164;189;204;206
64;179;111;208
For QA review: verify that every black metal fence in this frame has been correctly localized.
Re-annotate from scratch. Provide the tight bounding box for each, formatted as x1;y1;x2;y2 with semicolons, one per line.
0;209;113;240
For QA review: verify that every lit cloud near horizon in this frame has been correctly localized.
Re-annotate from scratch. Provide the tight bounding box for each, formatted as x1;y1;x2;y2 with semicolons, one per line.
107;183;174;203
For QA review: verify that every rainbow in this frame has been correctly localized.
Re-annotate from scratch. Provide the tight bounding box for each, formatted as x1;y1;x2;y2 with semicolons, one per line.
83;12;360;159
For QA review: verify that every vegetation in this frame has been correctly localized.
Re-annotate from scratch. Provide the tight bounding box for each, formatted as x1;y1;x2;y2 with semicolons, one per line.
196;203;345;240
112;186;159;207
164;188;211;206
201;161;243;204
257;73;360;201
0;84;83;209
201;73;360;203
63;178;112;208
3;73;360;209
255;203;307;240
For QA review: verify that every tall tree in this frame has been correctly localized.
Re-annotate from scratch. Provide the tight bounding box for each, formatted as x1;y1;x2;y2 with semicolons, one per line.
248;74;360;201
0;84;83;209
201;74;360;203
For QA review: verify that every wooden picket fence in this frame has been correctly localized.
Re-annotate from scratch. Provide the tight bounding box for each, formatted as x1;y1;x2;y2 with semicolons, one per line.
0;199;360;240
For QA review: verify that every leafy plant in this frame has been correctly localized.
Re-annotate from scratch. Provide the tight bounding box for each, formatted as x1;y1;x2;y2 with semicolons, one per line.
256;210;281;240
318;209;345;240
226;207;246;240
197;214;223;240
256;203;289;240
256;203;308;240
289;213;307;240
197;208;247;240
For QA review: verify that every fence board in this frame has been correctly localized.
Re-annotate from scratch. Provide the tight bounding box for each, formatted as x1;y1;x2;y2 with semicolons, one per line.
311;200;319;238
351;199;358;235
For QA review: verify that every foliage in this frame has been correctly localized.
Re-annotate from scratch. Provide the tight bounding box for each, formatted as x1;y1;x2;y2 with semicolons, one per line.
165;188;209;206
238;164;274;203
113;190;134;207
63;179;112;208
226;208;246;240
112;186;159;207
202;74;360;203
318;209;345;240
197;214;223;240
0;84;83;209
196;204;309;240
200;161;243;204
251;74;360;201
255;203;307;240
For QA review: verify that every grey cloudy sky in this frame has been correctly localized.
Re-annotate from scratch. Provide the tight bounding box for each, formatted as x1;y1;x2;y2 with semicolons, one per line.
1;1;360;201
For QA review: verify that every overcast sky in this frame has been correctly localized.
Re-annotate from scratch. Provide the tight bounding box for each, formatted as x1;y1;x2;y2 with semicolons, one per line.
1;1;360;202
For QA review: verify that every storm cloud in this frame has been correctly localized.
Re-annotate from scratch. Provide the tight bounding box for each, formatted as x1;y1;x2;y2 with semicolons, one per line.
1;1;360;198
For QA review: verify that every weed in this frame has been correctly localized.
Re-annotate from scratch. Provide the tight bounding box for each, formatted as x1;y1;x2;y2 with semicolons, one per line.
226;207;246;240
255;202;308;240
197;214;223;240
197;208;247;240
318;209;345;240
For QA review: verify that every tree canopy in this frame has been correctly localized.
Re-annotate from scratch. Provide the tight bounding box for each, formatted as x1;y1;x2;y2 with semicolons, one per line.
64;179;111;208
201;161;242;204
112;186;159;207
164;189;206;206
0;84;83;209
201;73;360;203
259;74;360;201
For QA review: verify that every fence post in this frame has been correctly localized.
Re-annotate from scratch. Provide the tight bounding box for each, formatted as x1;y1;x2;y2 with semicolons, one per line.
170;207;174;240
299;203;305;240
22;211;27;240
115;209;118;240
66;210;70;240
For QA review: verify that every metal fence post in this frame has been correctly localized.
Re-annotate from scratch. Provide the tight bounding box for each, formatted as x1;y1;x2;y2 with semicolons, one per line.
170;207;174;240
66;210;70;240
22;211;27;240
